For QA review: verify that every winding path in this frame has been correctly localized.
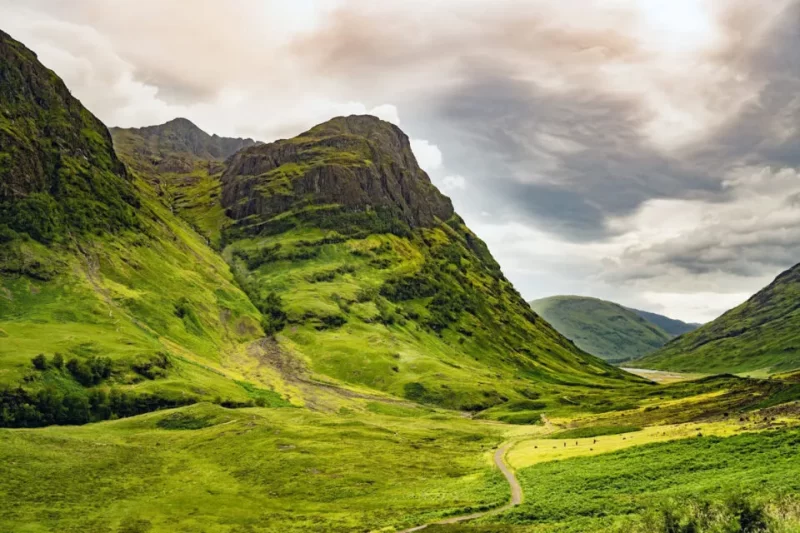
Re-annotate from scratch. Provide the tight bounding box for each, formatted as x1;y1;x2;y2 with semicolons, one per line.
398;443;522;532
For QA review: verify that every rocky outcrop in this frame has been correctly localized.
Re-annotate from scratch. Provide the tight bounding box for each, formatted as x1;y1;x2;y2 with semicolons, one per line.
221;115;454;230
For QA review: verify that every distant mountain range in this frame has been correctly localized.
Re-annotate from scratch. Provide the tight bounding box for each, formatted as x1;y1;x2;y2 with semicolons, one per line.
632;263;800;375
626;308;701;337
529;296;700;363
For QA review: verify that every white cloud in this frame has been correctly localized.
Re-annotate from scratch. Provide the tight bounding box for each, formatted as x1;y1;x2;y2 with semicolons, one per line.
368;104;400;125
410;139;443;172
439;175;467;192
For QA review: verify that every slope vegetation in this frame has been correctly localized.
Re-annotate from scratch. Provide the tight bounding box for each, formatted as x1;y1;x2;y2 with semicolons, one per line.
0;30;289;427
530;296;673;363
634;263;800;375
216;116;638;410
111;119;256;247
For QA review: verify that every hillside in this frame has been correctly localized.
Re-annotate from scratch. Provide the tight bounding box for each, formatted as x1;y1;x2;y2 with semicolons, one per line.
0;28;640;428
529;296;674;363
627;307;700;336
214;115;641;410
111;119;257;247
632;263;800;374
0;29;288;427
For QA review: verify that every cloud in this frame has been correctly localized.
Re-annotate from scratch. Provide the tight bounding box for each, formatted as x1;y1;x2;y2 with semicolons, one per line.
440;175;466;192
410;139;443;172
6;0;800;322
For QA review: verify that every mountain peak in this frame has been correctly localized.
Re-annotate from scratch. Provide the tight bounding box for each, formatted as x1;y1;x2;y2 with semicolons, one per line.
221;116;454;233
303;114;402;137
111;118;257;173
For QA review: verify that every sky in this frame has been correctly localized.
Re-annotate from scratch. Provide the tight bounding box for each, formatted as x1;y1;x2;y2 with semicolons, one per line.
4;0;800;323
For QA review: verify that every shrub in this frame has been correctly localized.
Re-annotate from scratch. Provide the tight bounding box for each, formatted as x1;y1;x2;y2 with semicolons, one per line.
66;356;113;386
317;314;347;330
260;291;287;336
31;354;48;371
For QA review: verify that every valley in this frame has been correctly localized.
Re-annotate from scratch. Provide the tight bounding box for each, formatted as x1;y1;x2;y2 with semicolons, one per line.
2;23;800;533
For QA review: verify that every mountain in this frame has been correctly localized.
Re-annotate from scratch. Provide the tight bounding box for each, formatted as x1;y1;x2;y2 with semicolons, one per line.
632;263;800;374
627;307;700;337
110;118;256;174
110;120;256;247
0;30;283;427
0;30;138;244
215;115;638;409
0;28;639;429
529;296;674;363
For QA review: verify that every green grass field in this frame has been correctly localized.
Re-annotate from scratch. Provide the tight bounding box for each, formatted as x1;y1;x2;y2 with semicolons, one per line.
492;428;800;532
0;403;510;533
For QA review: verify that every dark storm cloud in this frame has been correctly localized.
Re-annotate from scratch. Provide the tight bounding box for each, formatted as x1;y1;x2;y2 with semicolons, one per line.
411;72;720;241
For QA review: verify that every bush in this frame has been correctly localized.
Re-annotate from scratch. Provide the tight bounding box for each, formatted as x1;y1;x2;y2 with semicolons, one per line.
0;386;196;428
66;356;113;386
260;291;287;336
31;354;48;371
317;314;347;330
132;353;170;380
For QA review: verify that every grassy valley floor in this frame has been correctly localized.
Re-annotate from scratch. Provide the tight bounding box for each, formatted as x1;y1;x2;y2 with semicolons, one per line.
4;377;800;532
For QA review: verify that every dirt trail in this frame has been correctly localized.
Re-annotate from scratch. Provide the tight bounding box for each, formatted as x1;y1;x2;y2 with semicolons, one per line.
398;443;522;532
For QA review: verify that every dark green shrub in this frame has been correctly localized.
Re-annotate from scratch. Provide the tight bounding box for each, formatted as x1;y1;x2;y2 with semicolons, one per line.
260;291;287;336
31;354;48;370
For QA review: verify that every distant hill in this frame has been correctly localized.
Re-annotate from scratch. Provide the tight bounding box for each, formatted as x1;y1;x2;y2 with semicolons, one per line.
110;118;257;176
626;308;701;337
529;296;693;363
632;263;800;375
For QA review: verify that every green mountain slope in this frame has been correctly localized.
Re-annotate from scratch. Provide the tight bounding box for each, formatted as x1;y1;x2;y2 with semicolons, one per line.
212;116;639;410
0;27;639;428
632;263;800;375
111;119;256;247
530;296;673;363
0;30;290;427
627;307;700;336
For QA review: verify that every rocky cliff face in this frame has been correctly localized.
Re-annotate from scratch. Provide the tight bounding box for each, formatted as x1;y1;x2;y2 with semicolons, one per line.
221;115;454;233
0;30;138;242
111;118;257;175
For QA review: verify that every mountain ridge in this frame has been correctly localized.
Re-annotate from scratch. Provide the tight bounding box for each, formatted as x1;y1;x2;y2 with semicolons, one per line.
110;117;257;176
632;262;800;374
529;295;697;363
0;28;640;430
626;307;701;337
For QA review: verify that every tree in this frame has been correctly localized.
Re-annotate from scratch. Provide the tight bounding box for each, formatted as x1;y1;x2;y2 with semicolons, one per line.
52;352;64;369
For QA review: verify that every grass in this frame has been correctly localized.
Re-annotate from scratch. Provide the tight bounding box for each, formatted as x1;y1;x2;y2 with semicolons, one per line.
491;427;800;531
0;173;288;425
225;222;641;412
545;425;641;440
0;402;510;533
